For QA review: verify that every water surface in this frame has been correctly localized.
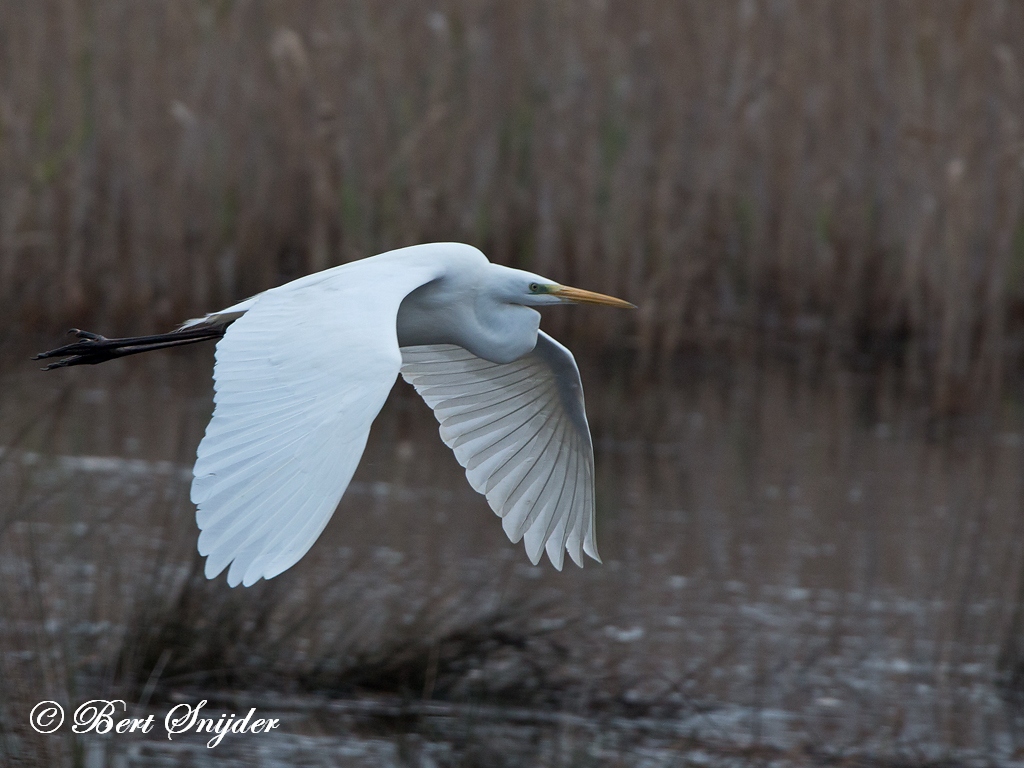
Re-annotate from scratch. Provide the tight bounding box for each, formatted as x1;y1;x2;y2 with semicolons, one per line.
2;339;1023;766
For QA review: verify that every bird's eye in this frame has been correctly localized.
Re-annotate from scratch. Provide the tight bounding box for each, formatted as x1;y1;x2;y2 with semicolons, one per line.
529;283;540;293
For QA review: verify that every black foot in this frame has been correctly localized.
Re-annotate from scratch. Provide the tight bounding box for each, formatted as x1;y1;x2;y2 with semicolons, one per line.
34;326;225;370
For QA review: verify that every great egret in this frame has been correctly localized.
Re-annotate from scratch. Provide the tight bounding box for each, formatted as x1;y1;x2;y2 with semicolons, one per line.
35;243;635;586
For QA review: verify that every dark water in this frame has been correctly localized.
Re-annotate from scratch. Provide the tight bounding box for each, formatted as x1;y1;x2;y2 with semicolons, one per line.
3;339;1024;766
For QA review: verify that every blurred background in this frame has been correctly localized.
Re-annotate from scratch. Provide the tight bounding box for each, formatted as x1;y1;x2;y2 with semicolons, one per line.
4;1;1024;765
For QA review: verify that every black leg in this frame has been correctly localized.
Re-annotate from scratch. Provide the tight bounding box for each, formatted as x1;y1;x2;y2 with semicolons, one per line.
34;326;226;370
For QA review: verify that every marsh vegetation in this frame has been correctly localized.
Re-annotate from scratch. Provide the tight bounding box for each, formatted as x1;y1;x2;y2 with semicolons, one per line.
3;342;1024;765
3;2;1024;406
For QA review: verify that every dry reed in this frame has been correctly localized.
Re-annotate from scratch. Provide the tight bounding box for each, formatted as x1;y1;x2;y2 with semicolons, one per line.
3;1;1024;408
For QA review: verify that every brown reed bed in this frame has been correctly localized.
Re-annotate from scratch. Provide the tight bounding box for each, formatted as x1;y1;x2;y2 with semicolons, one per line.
3;1;1024;410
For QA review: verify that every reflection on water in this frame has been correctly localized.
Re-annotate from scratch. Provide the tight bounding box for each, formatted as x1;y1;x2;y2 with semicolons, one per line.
3;339;1024;765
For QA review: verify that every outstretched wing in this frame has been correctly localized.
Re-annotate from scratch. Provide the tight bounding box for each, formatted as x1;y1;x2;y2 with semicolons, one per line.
191;260;440;587
400;332;599;570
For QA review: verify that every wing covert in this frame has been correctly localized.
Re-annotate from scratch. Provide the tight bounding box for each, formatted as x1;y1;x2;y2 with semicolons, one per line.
400;332;600;569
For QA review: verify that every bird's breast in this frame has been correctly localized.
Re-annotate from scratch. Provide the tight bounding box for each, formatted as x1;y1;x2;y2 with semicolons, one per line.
396;285;539;364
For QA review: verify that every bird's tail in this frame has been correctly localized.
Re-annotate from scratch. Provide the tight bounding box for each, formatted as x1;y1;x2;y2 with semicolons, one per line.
33;326;226;370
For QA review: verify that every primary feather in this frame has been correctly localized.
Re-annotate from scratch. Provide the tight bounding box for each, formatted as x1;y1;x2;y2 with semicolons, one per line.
400;336;599;570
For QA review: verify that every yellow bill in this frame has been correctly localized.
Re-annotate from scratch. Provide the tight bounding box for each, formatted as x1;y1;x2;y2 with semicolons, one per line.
551;285;637;309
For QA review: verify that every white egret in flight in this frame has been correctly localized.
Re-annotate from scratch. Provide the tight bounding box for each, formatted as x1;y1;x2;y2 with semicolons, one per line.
36;243;635;586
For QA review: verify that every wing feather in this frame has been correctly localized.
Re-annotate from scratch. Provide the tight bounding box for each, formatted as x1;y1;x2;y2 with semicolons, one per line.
521;418;572;541
481;401;559;497
493;410;562;520
511;417;569;554
191;257;441;586
401;332;600;569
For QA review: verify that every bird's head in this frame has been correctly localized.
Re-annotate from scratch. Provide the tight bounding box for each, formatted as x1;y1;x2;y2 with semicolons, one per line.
502;269;636;309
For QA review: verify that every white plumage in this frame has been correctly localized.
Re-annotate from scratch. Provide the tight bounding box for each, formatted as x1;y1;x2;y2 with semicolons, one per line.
180;242;634;586
190;257;437;586
401;335;597;570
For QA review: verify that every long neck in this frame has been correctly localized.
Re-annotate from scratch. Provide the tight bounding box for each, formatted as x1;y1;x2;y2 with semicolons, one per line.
396;279;540;364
